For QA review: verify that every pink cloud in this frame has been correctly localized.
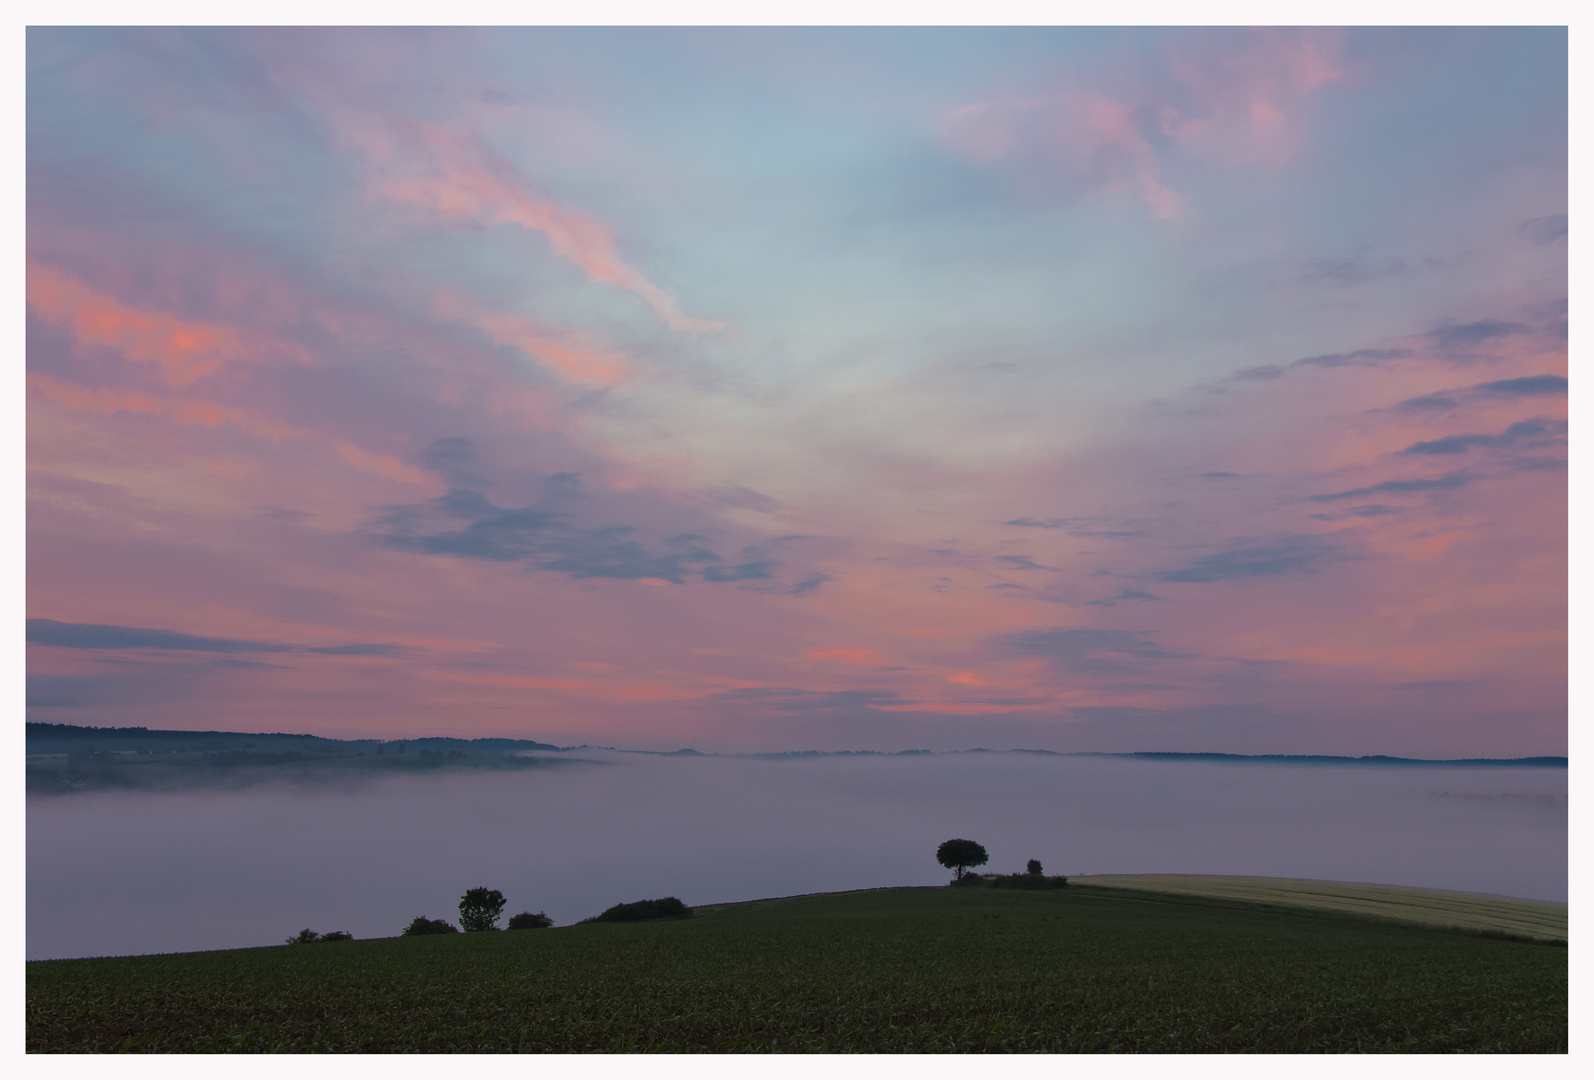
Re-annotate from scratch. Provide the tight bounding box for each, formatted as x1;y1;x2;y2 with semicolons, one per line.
1164;28;1345;165
940;29;1345;217
28;372;301;441
941;90;1181;219
353;122;722;333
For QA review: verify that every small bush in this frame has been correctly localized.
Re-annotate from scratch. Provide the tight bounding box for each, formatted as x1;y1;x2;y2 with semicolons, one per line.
507;911;553;930
402;916;459;936
950;873;989;888
989;873;1068;890
584;897;692;923
286;928;353;944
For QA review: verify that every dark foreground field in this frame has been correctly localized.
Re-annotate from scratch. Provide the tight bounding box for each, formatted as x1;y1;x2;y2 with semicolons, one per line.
27;885;1566;1053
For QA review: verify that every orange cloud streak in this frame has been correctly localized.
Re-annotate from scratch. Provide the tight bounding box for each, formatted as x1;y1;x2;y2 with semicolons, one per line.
430;290;629;386
27;264;247;387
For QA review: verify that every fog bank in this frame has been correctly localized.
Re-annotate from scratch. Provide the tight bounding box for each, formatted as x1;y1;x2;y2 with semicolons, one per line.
27;752;1566;960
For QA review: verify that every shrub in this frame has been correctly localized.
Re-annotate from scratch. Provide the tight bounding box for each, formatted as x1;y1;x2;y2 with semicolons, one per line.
459;887;507;932
286;928;354;944
950;873;989;888
1027;859;1044;876
583;897;692;923
402;916;459;936
989;873;1069;890
507;911;554;930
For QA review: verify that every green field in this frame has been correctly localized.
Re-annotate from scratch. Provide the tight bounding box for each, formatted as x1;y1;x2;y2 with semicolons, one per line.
27;884;1566;1053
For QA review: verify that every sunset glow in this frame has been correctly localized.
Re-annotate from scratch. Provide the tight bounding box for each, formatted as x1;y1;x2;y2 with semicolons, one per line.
26;27;1567;755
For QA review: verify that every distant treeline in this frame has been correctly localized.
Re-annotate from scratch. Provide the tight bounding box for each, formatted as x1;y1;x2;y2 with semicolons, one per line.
25;722;564;754
1096;752;1568;768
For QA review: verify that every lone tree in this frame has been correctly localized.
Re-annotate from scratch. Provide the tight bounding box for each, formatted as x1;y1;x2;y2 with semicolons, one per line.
936;838;988;881
459;887;507;932
1027;859;1044;876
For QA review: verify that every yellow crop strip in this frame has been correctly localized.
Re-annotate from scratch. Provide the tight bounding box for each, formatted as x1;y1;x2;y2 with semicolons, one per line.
1070;875;1567;941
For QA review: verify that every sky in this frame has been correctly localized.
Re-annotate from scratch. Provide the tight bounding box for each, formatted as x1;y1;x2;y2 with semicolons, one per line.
25;26;1568;756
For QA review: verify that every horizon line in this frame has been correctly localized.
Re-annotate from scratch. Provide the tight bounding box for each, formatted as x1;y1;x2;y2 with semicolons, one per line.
24;722;1566;766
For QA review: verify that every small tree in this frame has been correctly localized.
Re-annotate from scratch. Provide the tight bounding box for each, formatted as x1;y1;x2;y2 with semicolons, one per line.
459;887;507;932
507;911;553;930
287;928;320;945
1027;859;1043;876
936;838;989;881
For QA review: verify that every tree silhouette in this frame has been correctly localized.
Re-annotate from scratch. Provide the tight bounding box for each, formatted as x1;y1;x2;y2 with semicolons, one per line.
1027;859;1043;876
936;838;989;880
459;887;507;932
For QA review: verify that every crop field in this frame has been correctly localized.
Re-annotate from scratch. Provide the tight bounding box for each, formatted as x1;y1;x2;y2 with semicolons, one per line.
27;885;1565;1053
1070;875;1568;942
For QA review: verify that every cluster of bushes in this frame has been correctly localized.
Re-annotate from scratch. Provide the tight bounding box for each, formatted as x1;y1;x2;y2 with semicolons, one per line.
402;887;553;935
301;887;692;944
286;928;352;944
987;873;1068;889
581;897;692;924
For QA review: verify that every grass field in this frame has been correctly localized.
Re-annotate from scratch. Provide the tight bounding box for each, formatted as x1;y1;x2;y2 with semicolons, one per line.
27;884;1566;1053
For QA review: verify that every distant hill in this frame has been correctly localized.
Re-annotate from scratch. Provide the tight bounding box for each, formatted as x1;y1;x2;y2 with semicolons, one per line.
25;723;574;794
26;723;1563;770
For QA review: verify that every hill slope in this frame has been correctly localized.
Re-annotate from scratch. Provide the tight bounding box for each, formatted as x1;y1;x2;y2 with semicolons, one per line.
28;884;1564;1053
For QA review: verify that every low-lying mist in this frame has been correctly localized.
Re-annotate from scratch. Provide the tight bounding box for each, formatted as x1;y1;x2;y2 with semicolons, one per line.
27;751;1566;961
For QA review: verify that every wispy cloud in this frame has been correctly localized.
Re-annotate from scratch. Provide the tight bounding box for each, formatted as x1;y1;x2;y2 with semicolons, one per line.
353;124;721;333
1520;213;1567;245
1428;319;1531;349
26;619;295;654
1398;417;1565;456
373;488;777;585
1149;535;1360;582
1384;374;1567;415
1233;347;1412;382
26;619;399;656
1308;472;1473;503
940;30;1343;219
